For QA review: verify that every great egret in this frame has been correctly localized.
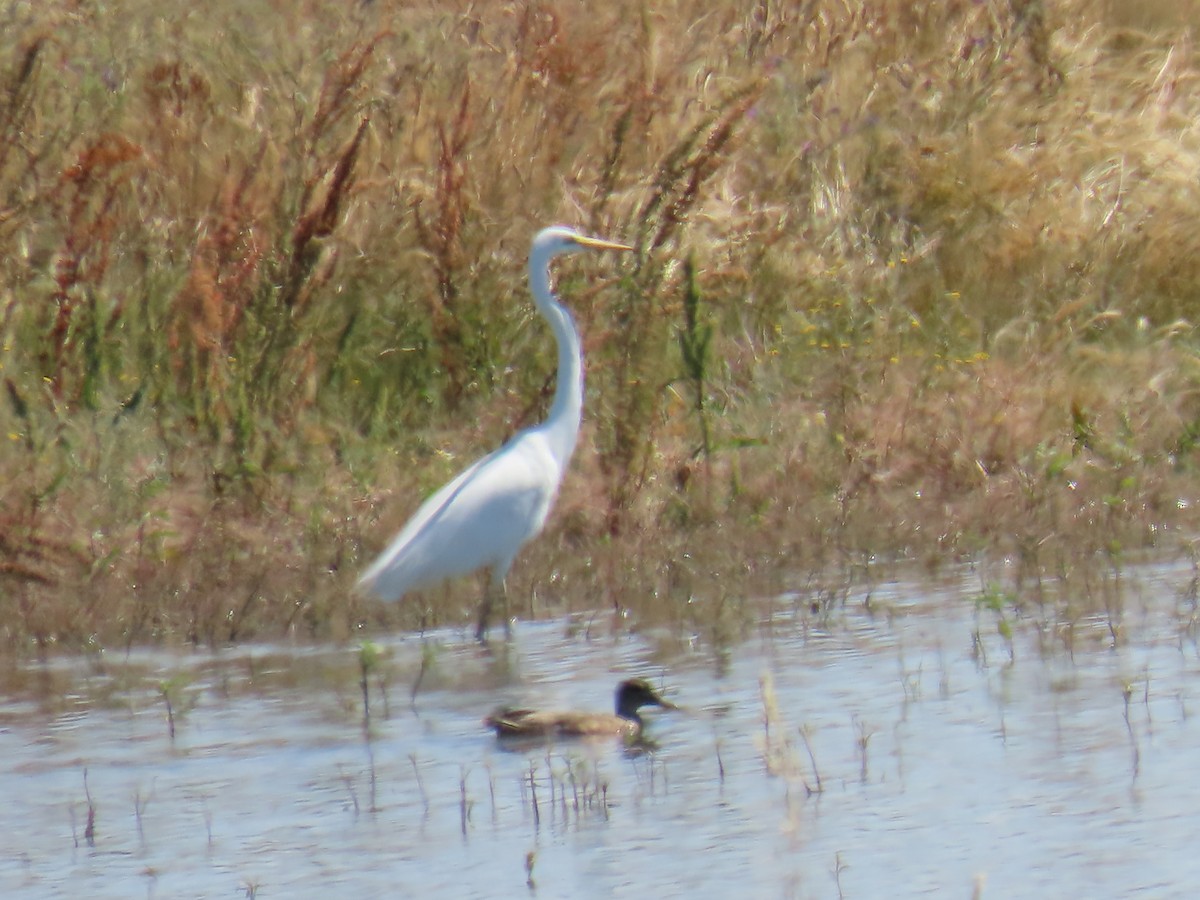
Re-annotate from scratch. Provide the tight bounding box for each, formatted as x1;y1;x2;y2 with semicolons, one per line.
357;226;632;641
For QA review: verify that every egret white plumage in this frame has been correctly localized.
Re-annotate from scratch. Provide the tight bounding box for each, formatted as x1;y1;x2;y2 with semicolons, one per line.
357;226;632;641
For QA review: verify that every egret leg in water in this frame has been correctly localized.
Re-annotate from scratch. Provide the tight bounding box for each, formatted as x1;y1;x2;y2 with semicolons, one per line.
356;226;632;641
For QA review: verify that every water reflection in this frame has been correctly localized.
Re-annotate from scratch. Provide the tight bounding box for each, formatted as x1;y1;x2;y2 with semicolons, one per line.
2;561;1200;897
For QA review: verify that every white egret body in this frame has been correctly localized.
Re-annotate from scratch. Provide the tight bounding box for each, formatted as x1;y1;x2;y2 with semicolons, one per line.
357;226;631;640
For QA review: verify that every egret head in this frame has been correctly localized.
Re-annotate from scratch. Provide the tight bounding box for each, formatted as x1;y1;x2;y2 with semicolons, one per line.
533;225;633;260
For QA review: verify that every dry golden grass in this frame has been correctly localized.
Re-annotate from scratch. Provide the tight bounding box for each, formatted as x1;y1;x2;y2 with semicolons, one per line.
4;0;1200;650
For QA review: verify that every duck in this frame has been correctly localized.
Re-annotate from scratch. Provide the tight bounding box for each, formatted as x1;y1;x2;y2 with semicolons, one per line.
485;678;676;739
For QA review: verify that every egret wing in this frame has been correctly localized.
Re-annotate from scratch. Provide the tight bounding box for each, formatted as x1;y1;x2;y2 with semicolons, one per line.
357;430;561;601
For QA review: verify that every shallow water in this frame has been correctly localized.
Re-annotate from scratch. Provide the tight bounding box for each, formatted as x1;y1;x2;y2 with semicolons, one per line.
3;560;1200;898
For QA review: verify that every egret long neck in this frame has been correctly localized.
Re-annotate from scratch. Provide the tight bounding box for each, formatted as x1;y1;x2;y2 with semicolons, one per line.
530;260;584;469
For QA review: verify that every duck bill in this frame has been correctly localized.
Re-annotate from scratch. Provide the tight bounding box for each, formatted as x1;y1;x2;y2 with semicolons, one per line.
574;234;634;253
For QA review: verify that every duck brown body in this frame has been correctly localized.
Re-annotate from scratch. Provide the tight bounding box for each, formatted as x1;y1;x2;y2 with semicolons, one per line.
485;678;674;739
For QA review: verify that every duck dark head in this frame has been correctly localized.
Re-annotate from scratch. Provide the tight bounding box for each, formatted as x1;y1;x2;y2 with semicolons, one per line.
614;678;676;722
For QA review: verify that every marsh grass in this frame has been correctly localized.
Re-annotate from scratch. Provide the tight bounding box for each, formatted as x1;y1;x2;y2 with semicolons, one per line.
5;1;1200;650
